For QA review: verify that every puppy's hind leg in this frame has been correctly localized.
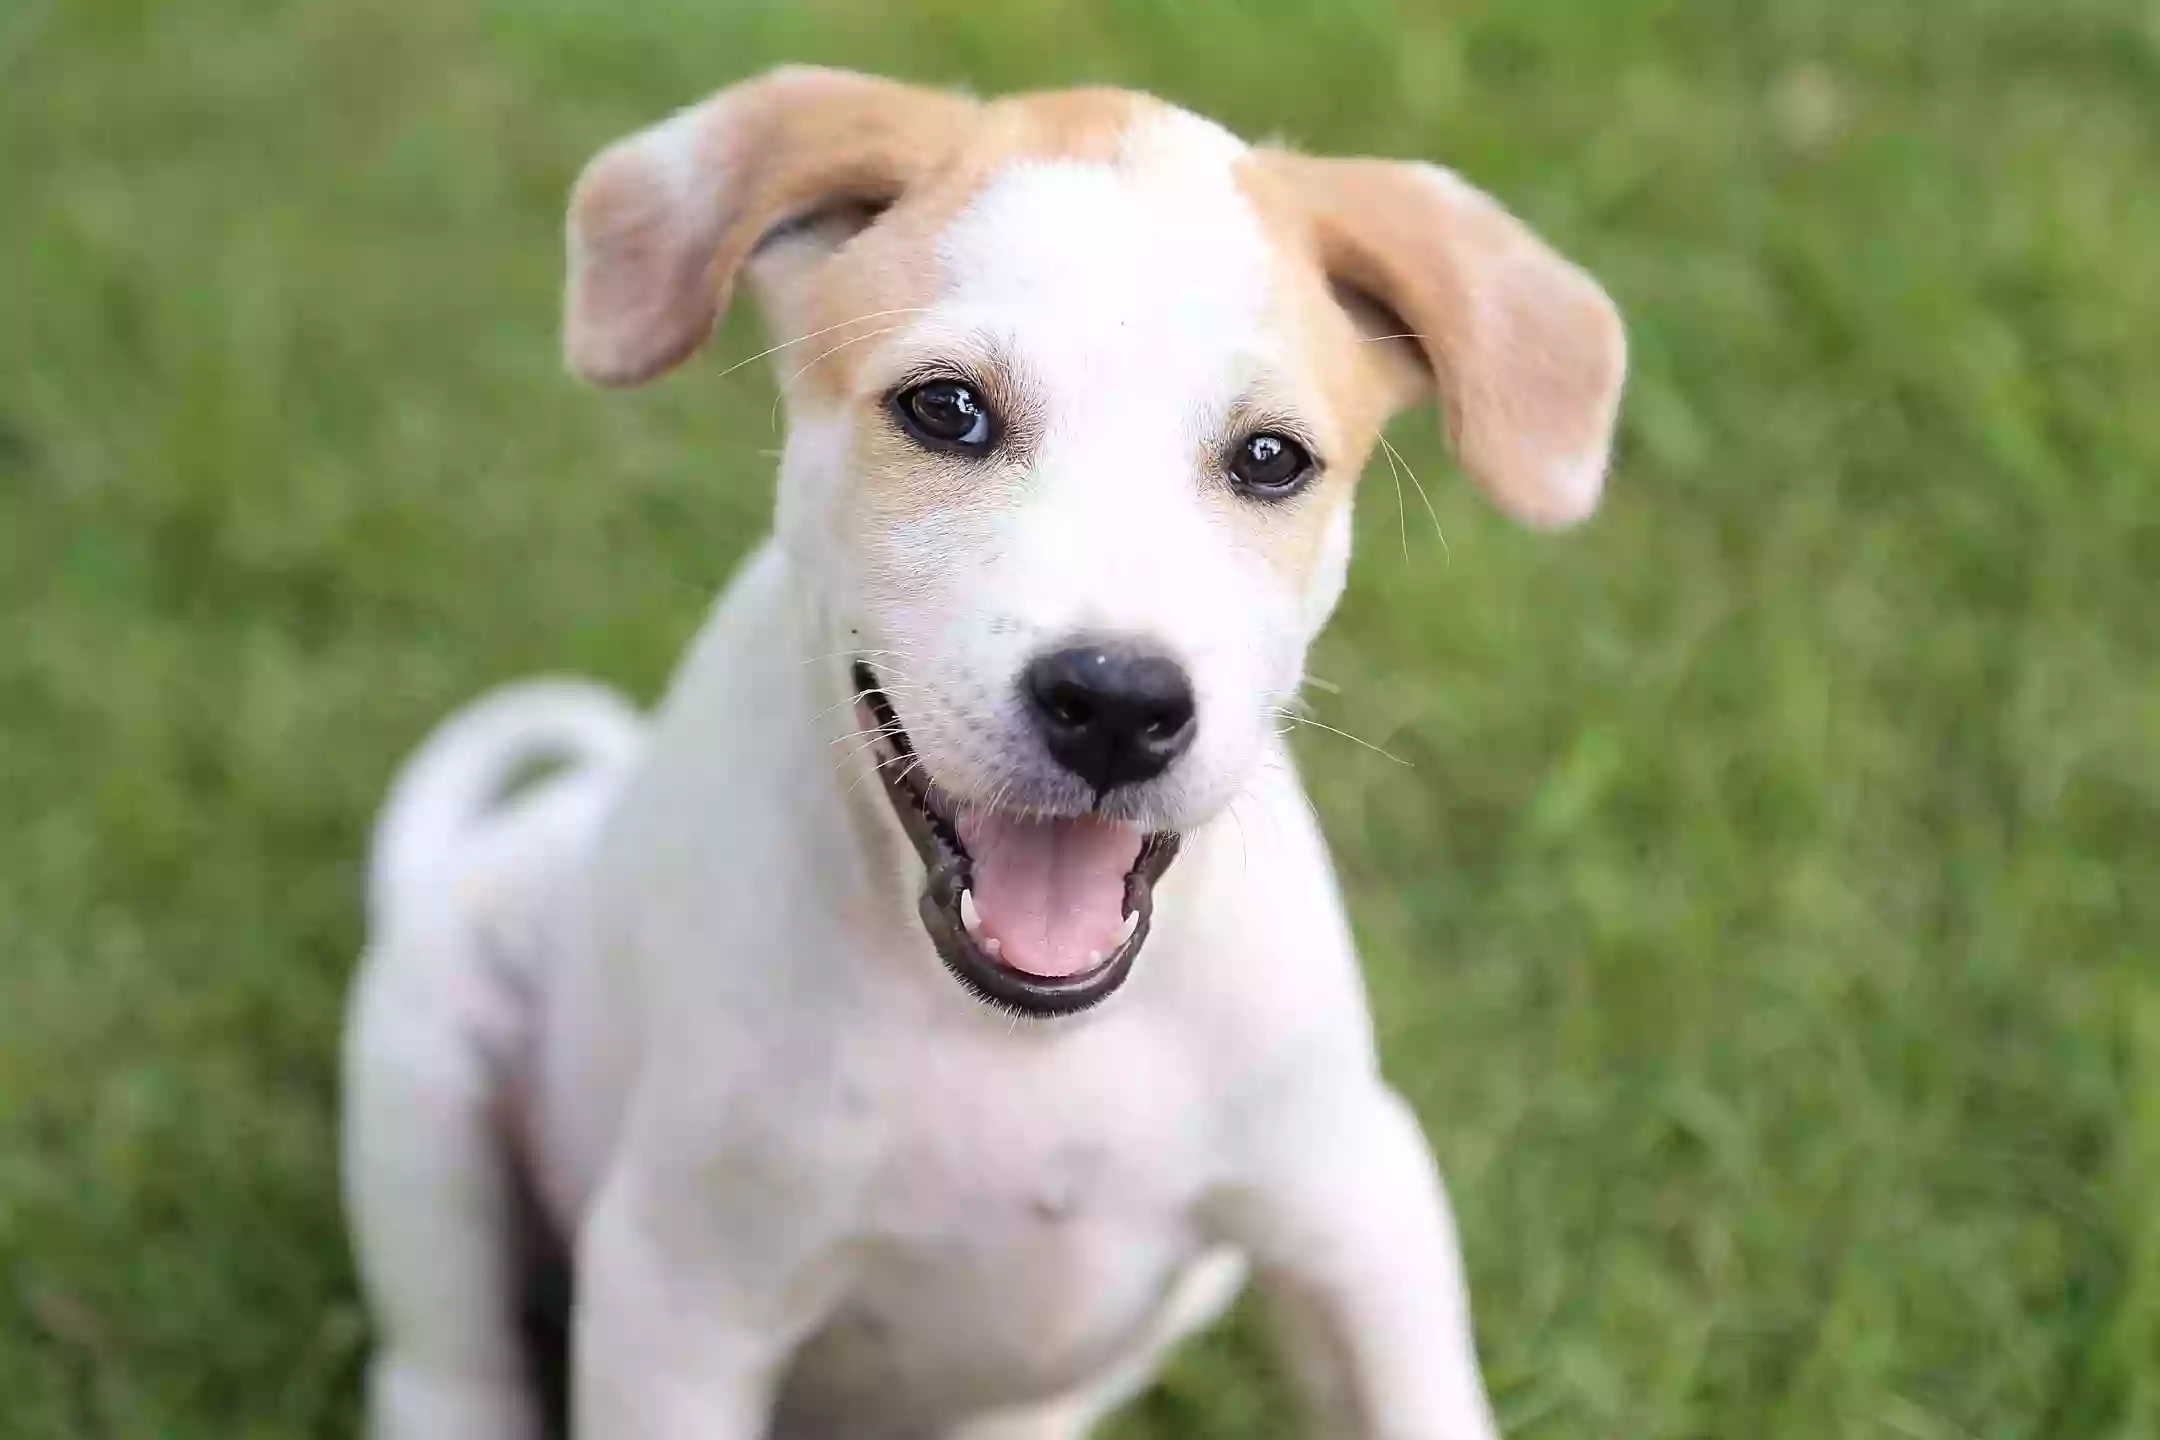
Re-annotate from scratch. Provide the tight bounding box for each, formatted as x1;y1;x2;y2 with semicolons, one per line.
344;681;644;1440
345;916;547;1440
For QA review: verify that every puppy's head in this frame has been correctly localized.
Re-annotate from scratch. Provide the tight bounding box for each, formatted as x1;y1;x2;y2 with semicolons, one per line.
566;68;1625;1012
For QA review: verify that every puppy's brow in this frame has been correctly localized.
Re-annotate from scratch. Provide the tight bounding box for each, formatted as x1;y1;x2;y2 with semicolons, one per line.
876;327;1019;390
718;307;934;382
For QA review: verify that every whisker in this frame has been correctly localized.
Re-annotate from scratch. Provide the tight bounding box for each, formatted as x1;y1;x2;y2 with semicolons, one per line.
835;726;905;768
1258;753;1325;826
833;742;897;776
799;647;928;669
1376;430;1411;564
827;718;904;747
1226;793;1253;880
844;750;923;802
1235;773;1293;852
814;682;927;725
1268;709;1412;767
771;325;904;432
1379;432;1449;563
716;307;931;381
816;691;884;725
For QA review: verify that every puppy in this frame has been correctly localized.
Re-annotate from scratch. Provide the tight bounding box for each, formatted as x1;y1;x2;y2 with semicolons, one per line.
343;67;1624;1440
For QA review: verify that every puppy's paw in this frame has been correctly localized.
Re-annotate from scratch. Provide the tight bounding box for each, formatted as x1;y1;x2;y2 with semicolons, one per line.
369;1356;546;1440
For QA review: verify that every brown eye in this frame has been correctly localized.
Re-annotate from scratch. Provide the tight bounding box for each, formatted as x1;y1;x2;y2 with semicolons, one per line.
1228;431;1314;497
894;380;996;452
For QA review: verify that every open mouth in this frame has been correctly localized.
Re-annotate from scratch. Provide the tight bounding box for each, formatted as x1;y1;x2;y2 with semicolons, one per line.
854;661;1181;1016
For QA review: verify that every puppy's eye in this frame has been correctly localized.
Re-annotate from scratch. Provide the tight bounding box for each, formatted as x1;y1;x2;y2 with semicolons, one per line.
893;380;996;453
1228;431;1314;497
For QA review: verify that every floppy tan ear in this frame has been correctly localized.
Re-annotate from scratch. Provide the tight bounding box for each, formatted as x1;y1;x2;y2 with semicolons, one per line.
564;66;976;386
1256;153;1626;527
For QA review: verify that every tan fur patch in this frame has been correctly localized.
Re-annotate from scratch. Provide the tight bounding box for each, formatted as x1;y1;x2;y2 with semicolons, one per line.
1242;151;1626;527
1202;160;1407;587
766;87;1157;407
565;67;977;386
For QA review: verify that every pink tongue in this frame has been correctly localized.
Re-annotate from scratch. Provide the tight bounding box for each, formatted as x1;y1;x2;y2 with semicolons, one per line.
957;811;1144;978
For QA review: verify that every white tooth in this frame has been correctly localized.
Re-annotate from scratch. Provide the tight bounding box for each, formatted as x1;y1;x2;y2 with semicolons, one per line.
984;937;1002;958
959;889;983;939
1117;910;1140;945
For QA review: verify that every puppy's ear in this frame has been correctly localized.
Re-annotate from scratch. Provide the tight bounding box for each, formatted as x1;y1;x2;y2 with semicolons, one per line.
564;67;975;386
1256;154;1626;527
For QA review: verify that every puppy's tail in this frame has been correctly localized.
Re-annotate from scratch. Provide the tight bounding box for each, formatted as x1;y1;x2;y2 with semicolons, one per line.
368;678;644;928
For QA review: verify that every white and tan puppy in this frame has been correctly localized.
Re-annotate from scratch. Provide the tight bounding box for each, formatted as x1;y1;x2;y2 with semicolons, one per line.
343;68;1624;1440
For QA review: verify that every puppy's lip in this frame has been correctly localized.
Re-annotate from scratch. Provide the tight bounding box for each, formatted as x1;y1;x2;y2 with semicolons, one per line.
852;661;1181;1016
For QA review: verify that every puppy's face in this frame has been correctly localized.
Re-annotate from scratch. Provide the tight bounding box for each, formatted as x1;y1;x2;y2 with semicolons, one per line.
566;72;1624;1012
791;102;1383;841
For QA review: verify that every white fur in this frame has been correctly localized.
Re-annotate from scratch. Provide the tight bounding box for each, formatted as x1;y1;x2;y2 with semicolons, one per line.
852;149;1303;832
346;106;1501;1439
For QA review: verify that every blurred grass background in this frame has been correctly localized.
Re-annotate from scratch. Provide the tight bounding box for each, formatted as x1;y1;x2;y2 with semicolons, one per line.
4;0;2159;1435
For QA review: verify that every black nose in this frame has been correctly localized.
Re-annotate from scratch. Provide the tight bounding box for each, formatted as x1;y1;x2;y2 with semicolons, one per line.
1023;642;1197;794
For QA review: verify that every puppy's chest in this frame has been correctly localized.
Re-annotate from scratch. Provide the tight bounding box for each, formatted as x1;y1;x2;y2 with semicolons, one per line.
801;1023;1214;1408
845;1021;1213;1246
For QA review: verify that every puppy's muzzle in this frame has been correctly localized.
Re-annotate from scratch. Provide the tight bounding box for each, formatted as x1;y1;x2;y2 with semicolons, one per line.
854;660;1183;1016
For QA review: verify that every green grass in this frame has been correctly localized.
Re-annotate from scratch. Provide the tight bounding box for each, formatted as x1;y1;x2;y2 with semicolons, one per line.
4;0;2158;1435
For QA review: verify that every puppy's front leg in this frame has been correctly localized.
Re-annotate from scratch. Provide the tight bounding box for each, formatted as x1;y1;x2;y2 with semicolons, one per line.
574;1164;846;1439
1220;1079;1499;1440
